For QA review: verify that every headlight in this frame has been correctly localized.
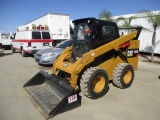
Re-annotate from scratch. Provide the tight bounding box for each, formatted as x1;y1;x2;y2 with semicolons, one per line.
41;53;54;57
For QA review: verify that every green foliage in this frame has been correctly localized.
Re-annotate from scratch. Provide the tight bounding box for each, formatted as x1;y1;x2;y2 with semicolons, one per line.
116;15;150;33
99;9;113;21
116;16;136;28
137;10;160;30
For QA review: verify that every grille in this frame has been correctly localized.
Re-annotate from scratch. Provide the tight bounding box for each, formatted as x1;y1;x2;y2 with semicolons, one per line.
42;61;50;63
35;58;39;62
36;54;42;57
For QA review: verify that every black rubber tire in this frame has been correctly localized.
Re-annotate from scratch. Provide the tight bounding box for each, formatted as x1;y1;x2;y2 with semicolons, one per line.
0;44;3;49
21;49;27;57
12;45;15;53
112;63;134;89
80;67;109;99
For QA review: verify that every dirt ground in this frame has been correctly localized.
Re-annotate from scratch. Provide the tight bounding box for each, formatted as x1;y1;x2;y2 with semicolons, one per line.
0;49;160;120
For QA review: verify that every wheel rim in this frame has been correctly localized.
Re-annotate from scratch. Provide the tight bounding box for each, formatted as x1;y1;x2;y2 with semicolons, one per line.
123;70;132;84
92;75;105;93
12;46;14;52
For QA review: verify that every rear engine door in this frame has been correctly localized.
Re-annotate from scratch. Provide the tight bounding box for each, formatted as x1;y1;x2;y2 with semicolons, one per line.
31;31;42;50
42;32;52;49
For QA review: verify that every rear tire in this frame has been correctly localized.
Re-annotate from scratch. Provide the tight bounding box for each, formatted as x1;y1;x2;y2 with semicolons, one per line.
112;63;134;89
80;67;109;99
21;49;27;57
0;44;3;49
12;45;15;53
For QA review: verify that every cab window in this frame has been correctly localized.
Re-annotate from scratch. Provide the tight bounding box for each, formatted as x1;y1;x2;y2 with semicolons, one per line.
32;32;41;39
92;23;118;49
102;25;116;42
42;32;51;39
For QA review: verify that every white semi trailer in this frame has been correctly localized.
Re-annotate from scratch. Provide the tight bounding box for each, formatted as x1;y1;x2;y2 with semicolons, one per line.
0;31;12;49
26;13;70;44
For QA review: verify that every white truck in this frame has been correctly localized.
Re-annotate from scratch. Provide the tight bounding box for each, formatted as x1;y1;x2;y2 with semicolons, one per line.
0;31;12;49
26;13;70;45
12;24;53;57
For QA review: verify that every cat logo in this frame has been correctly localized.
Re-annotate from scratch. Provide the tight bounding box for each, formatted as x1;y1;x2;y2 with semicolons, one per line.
127;49;139;58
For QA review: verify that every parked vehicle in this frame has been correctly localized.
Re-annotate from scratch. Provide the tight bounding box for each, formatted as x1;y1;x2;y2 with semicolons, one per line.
26;13;70;44
23;17;142;119
34;39;72;65
0;31;12;49
12;24;53;57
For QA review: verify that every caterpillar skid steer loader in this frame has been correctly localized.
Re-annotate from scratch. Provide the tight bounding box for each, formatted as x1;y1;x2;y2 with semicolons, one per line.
23;17;142;119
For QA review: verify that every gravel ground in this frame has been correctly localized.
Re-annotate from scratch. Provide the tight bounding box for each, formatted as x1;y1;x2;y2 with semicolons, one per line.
0;49;160;120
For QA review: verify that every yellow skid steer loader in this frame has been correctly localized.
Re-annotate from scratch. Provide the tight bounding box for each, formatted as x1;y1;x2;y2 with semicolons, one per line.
23;18;142;119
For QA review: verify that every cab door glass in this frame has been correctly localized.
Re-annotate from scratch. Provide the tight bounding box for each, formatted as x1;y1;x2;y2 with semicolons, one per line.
32;32;41;39
76;24;90;40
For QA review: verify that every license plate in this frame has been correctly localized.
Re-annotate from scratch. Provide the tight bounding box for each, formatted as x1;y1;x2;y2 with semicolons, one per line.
43;43;49;46
68;94;77;104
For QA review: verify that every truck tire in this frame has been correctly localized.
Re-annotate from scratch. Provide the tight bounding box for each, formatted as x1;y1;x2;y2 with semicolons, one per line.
112;63;134;89
12;45;15;53
80;67;109;99
0;44;3;49
21;49;27;57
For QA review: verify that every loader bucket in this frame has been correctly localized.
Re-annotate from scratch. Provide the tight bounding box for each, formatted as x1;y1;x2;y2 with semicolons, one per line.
23;71;81;119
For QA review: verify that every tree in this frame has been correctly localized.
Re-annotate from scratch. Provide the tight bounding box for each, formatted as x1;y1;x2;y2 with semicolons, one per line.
116;16;137;33
138;10;160;62
99;9;113;21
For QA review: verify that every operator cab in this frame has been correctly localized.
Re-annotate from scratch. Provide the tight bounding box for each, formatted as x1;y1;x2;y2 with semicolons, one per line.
72;18;120;58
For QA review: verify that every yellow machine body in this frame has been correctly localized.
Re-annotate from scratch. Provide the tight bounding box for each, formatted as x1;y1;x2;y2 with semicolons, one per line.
52;30;140;89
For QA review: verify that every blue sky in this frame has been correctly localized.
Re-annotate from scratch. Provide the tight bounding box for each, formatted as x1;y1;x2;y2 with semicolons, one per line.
0;0;160;33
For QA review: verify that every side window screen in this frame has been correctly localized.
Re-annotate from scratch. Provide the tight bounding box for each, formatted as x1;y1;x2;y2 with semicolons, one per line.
102;25;116;42
32;32;41;39
42;32;51;39
92;24;118;49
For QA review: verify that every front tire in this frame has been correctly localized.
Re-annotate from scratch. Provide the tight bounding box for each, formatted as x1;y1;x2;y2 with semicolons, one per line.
80;67;109;99
112;63;134;89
